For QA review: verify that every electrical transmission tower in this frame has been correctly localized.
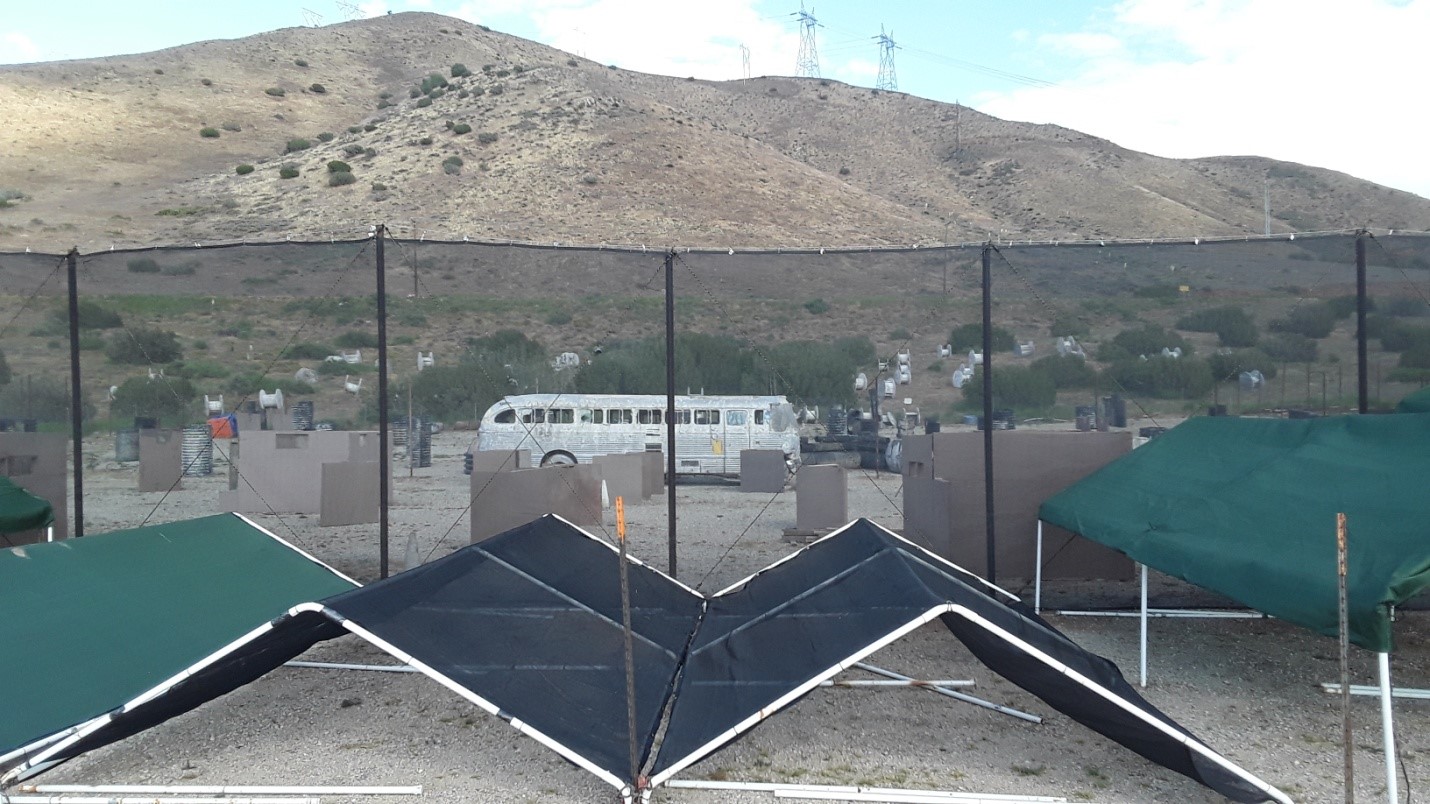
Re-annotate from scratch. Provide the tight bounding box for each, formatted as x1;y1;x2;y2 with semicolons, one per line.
740;43;751;79
792;3;821;78
300;7;323;27
875;25;898;91
336;0;362;21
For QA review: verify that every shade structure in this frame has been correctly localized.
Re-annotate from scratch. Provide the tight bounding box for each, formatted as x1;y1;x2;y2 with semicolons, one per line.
1039;413;1430;653
0;475;53;538
0;514;358;773
1398;386;1430;413
4;516;1288;804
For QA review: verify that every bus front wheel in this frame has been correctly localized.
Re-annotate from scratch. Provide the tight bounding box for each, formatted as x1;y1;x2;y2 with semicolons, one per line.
540;451;577;467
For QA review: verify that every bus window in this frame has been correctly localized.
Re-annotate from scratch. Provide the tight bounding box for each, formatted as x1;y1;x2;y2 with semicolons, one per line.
726;410;747;426
495;409;516;424
531;409;546;424
694;409;719;425
520;409;532;424
638;409;663;425
608;409;633;425
754;410;765;425
578;409;593;423
551;409;574;424
592;409;604;424
674;410;691;425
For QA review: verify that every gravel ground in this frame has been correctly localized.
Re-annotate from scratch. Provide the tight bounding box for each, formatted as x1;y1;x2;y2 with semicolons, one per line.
21;432;1430;804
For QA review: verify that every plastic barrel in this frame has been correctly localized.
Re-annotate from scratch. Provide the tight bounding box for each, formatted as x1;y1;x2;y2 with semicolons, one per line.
115;429;140;462
181;424;214;476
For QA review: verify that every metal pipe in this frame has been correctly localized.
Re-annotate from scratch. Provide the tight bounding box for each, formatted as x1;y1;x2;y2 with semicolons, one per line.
1033;521;1042;614
1337;513;1353;804
664;780;1066;802
980;243;995;583
1320;683;1430;700
773;792;1075;804
1379;652;1398;804
1057;609;1264;619
820;679;974;688
284;660;415;673
1356;232;1369;414
21;787;419;797
664;249;677;577
65;249;83;538
4;798;319;804
1139;563;1148;688
853;662;1040;724
375;225;390;579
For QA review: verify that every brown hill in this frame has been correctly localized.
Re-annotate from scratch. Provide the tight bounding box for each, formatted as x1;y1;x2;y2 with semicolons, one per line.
1;11;1426;252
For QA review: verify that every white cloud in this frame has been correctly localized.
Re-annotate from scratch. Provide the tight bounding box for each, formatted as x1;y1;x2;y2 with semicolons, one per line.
1;31;41;63
978;0;1430;199
359;1;390;18
406;0;433;7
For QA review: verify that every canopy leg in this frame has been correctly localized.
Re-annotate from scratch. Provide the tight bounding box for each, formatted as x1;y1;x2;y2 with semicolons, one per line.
1139;563;1148;688
1379;652;1398;804
1034;521;1043;614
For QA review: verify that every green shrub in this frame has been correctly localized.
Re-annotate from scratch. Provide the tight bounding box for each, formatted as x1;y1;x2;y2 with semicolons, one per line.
221;121;242;132
127;257;161;273
1103;323;1192;359
225;373;314;397
235;164;255;175
294;59;308;67
343;144;365;157
451;63;471;77
109;376;197;423
371;182;388;192
567;59;579;67
78;334;104;351
1048;314;1091;338
281;342;334;360
1399;345;1430;370
416;97;432;108
285;138;311;152
316;131;335;142
949;323;1015;353
310;83;326;94
378;91;392;100
1177;306;1258;344
327;160;352;174
106;328;183;365
1029;354;1096;388
453;122;472;135
335;330;379;349
347;125;363;134
582;174;598;185
961;366;1057;410
0;349;9;386
199;127;220;138
1381;296;1429;318
279;165;300;179
1208;349;1279;380
419;136;433;145
1381;322;1430;352
192;340;209;351
545;310;573;326
421;73;449;94
489;85;504;96
328;171;356;187
804;298;829;315
1102;356;1214;399
265;87;286;97
1270;301;1336;338
200;78;213;86
442;155;464;175
162;261;198;276
0;376;93;423
495;69;511;78
56;300;124;330
1261;333;1318;362
477;131;499;144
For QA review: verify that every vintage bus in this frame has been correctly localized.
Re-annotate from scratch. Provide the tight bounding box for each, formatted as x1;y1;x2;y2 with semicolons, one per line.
471;393;800;476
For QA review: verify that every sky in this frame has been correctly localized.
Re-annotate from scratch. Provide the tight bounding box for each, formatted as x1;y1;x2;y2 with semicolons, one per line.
3;0;1427;199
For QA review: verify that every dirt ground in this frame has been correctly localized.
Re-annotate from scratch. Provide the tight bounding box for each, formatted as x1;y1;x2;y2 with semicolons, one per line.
17;431;1430;804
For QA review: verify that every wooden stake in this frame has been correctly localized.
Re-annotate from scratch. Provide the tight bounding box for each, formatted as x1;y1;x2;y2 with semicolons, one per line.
1338;512;1354;804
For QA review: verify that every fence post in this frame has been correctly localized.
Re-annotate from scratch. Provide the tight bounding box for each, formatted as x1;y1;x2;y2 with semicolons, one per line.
664;249;677;578
981;243;995;583
376;225;390;579
65;248;84;538
1356;232;1368;414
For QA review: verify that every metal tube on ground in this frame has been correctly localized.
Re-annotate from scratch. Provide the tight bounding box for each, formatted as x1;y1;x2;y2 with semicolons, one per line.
1034;521;1042;614
819;679;974;688
5;797;319;804
284;660;416;673
852;662;1040;724
1379;652;1398;804
1139;563;1148;688
772;792;1079;804
663;780;1066;802
21;787;419;796
1319;683;1430;700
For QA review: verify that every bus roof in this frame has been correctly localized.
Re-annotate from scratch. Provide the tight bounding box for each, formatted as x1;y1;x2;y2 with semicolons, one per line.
488;394;792;411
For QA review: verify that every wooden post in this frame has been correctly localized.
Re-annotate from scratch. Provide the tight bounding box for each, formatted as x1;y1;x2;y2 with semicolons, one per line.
1338;512;1354;804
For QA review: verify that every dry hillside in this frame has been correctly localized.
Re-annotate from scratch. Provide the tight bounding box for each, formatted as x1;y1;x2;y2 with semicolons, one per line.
1;11;1427;252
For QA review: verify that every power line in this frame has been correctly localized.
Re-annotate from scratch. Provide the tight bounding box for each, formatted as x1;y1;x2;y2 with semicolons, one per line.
874;25;898;92
792;3;821;78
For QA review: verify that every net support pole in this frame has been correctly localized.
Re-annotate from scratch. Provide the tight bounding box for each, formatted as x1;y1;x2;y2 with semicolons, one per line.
65;248;84;538
1139;562;1148;688
980;243;995;582
617;498;639;795
1033;520;1042;614
1379;652;1398;804
664;249;677;577
375;225;390;579
1356;232;1368;414
1338;513;1353;803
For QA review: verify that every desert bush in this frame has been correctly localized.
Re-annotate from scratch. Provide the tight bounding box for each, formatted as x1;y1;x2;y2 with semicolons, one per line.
889;327;912;341
804;298;829;315
265;87;286;97
371;182;388;192
127;257;161;273
279;165;300;179
416;97;432;108
327;160;352;174
328;171;356;187
169;358;227;379
961;365;1057;410
1048;314;1091;337
56;300;124;330
221;121;242;132
0;376;93;423
1029;354;1096;388
418;136;433;145
451;63;471;78
489;85;504;96
453;123;472;135
316;131;335;142
162;261;198;276
285;138;311;152
582;174;598;185
1269;301;1336;338
1261;333;1318;362
495;69;511;78
106;327;183;365
567;59;579;67
78;334;104;351
442;155;464;175
1208;349;1279;380
1102;323;1192;359
294;59;308;67
235;163;255;175
199;127;220;138
545;310;573;326
477;131;498;144
420;73;448;94
1381;296;1429;318
1380;322;1430;352
200;78;213;86
309;83;326;94
109;376;197;423
343;144;365;157
1102;356;1214;399
225;372;314;397
1399;344;1430;370
949;323;1015;353
838;166;850;176
281;342;334;360
335;330;379;349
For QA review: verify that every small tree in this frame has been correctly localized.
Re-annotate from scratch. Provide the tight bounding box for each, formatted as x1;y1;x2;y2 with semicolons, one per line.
285;138;311;153
327;160;352;174
110;376;197;423
451;63;471;77
961;366;1057;410
328;171;356;187
106;328;184;365
949;323;1015;353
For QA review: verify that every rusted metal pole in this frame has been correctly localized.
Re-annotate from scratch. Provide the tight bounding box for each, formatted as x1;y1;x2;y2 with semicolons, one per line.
1338;512;1354;804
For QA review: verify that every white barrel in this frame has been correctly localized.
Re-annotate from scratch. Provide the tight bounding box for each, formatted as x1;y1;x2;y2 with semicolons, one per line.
181;424;213;476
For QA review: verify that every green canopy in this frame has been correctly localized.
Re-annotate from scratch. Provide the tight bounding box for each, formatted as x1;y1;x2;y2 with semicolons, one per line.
1397;386;1430;414
0;476;54;537
0;513;357;766
1039;414;1430;653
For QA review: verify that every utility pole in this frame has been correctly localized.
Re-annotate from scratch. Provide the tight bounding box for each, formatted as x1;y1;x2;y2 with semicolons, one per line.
740;43;751;79
793;3;821;78
874;26;898;91
1264;180;1272;236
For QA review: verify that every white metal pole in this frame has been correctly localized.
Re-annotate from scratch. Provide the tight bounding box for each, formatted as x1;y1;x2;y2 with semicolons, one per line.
46;525;54;542
1034;521;1043;614
853;662;1040;723
820;679;974;688
21;787;420;797
1;797;320;804
664;779;1066;802
1379;652;1399;804
1139;563;1148;688
284;660;417;673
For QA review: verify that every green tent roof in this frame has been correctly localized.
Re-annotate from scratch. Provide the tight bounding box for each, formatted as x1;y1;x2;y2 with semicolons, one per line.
0;513;358;765
0;476;54;537
1398;386;1430;414
1039;414;1430;653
